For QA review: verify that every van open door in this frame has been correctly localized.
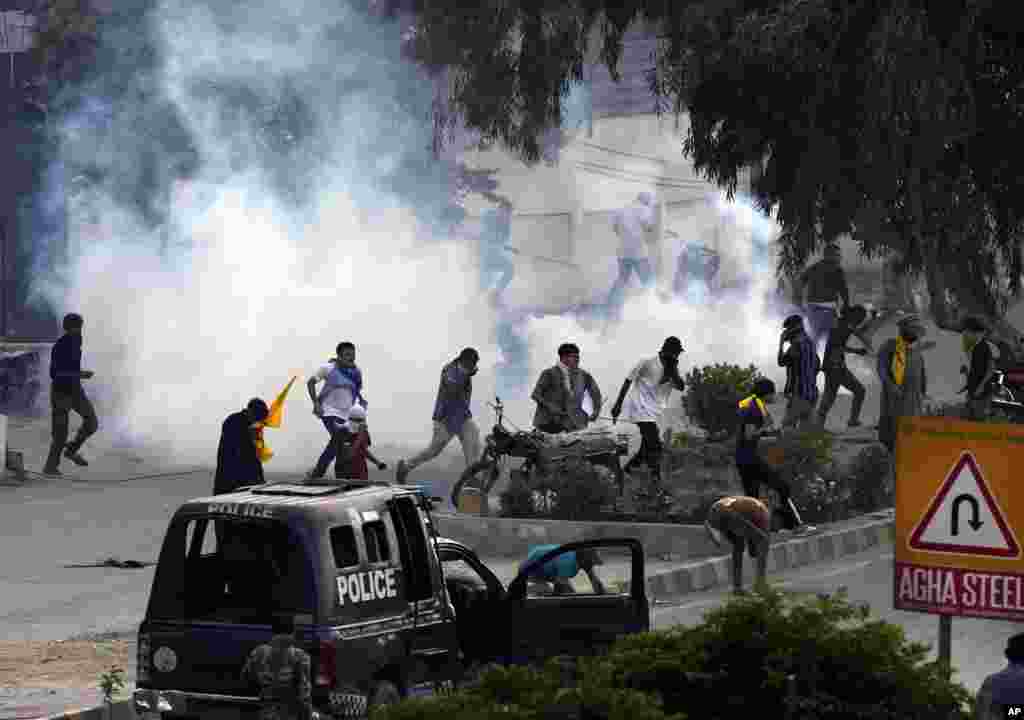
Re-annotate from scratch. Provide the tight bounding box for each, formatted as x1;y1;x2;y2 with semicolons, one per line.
500;538;649;663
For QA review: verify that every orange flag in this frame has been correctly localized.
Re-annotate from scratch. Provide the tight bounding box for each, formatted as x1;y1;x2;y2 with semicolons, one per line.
255;376;298;463
265;376;298;428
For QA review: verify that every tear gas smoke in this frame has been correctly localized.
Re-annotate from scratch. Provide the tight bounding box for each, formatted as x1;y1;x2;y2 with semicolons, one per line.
40;0;499;470
35;0;799;474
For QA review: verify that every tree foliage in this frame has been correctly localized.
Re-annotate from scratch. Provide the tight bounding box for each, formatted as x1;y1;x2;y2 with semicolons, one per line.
397;0;1024;335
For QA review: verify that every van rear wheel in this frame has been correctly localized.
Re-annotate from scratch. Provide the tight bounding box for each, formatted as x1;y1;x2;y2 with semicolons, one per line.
368;679;402;710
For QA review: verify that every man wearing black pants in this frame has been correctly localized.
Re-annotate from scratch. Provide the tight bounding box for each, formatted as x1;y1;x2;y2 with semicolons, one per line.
43;313;99;476
610;337;686;485
735;379;815;535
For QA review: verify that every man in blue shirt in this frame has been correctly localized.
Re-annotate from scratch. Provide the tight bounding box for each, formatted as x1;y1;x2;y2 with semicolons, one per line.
778;315;820;429
42;313;99;476
396;348;482;483
735;378;814;535
975;632;1024;719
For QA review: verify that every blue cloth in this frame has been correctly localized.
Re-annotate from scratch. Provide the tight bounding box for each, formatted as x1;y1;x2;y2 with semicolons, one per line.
522;545;578;579
432;360;473;435
784;332;820;403
735;400;765;465
320;363;367;408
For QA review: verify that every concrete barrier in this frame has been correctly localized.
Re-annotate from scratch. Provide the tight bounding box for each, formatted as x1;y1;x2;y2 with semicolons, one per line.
433;512;720;560
45;700;133;720
636;510;895;598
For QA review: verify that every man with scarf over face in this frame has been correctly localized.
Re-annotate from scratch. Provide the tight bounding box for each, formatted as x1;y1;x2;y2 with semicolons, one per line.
877;315;928;453
306;342;367;481
778;315;820;429
531;343;603;433
610;337;686;485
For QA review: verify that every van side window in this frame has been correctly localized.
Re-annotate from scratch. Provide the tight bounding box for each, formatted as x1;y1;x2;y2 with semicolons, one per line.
389;498;433;602
363;521;390;564
330;526;359;568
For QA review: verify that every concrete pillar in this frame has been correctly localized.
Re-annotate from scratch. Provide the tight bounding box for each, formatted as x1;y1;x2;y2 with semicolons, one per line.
0;413;6;483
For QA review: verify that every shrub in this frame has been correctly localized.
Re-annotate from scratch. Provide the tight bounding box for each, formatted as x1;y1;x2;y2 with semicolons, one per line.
770;429;834;484
374;660;685;720
545;459;617;521
591;587;973;720
845;444;894;514
498;461;617;520
684;364;763;437
499;472;537;518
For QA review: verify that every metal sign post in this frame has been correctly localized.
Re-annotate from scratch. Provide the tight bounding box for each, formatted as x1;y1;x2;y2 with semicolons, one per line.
894;416;1024;681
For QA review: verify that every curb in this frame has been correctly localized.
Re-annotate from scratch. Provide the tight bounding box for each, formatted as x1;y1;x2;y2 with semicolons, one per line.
635;510;896;599
45;700;133;720
45;700;132;716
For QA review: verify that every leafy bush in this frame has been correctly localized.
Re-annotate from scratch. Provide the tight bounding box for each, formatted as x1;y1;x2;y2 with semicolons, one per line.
545;459;617;521
684;364;763;437
789;472;851;524
499;471;536;518
590;588;973;720
845;444;894;513
769;429;834;484
374;660;684;720
498;460;617;520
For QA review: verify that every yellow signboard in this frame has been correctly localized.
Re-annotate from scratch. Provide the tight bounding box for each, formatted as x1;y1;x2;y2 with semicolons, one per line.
894;416;1024;620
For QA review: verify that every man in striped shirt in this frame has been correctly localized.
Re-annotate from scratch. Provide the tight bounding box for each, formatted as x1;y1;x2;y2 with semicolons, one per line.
778;315;820;429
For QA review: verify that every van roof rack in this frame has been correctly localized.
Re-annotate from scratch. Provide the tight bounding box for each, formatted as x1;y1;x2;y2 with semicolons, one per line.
250;483;347;496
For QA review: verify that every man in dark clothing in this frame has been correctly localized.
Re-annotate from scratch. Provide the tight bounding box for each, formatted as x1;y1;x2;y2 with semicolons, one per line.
214;398;269;495
794;244;849;350
962;316;999;422
735;378;814;535
975;632;1024;720
816;305;873;429
778;315;819;429
531;343;603;433
43;313;99;476
396;348;482;483
242;614;314;720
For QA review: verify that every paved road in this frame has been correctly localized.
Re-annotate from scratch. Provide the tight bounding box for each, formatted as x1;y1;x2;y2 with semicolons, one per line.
652;540;1011;695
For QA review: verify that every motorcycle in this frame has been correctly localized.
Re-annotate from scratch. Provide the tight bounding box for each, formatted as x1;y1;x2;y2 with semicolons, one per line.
450;397;630;512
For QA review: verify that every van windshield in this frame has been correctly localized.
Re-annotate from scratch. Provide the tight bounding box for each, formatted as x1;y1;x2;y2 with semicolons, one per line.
148;516;315;623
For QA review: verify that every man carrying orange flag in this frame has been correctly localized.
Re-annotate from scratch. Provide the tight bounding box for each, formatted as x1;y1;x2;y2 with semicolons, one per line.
214;377;296;497
254;376;298;462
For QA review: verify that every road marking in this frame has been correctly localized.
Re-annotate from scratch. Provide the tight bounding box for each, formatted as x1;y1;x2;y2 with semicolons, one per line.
653;552;896;615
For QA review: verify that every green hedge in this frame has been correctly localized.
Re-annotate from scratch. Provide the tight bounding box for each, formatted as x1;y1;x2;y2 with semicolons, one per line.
373;589;973;720
683;363;763;437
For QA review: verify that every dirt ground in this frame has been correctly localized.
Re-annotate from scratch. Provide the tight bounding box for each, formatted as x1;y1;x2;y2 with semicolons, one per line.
0;637;131;690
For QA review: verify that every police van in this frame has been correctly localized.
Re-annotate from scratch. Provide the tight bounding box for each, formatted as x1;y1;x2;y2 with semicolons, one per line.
132;481;649;719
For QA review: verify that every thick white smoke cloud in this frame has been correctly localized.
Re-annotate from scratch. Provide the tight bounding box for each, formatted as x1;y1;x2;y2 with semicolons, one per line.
41;0;792;474
46;0;499;471
497;192;792;439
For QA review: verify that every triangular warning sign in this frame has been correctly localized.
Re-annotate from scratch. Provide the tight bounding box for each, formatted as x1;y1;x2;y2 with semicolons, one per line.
909;452;1020;557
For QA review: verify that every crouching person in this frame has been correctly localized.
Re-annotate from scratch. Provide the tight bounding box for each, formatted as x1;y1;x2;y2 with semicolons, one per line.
705;496;772;595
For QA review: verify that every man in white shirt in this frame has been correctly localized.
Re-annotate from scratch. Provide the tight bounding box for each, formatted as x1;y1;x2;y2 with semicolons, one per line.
305;341;367;480
606;192;655;315
610;336;686;486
